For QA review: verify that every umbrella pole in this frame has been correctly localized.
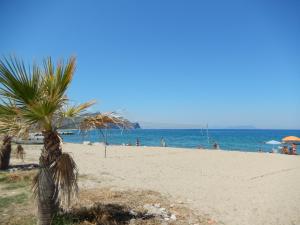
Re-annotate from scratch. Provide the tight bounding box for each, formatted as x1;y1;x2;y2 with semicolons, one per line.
104;128;107;158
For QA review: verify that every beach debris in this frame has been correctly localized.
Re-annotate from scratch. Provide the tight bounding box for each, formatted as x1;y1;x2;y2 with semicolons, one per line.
129;218;136;224
8;168;18;172
92;142;105;146
129;209;138;216
207;219;216;224
154;203;161;208
7;164;39;172
170;214;177;220
143;203;177;222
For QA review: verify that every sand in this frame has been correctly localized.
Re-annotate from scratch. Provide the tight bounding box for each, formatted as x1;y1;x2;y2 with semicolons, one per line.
11;143;300;225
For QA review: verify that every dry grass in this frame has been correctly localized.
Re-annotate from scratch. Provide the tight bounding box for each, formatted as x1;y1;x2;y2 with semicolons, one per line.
0;170;37;225
60;188;212;225
2;170;37;182
0;170;213;225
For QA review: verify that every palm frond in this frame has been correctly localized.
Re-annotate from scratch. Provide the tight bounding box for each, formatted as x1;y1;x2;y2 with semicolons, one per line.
0;102;30;137
0;56;42;106
54;100;95;129
51;153;78;206
0;56;84;132
42;57;75;104
32;157;58;207
61;100;96;118
32;152;77;207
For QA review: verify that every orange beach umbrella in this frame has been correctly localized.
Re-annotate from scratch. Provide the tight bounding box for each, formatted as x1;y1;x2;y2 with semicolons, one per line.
282;136;300;143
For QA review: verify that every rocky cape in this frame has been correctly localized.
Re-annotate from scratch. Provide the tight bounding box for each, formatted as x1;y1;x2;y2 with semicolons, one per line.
60;113;141;129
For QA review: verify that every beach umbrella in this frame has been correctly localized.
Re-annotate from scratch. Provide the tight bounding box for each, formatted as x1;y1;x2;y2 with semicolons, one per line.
265;140;281;152
265;140;281;145
282;136;300;143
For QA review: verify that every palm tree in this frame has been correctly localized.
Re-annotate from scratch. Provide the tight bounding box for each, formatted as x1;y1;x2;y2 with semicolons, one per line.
0;56;94;225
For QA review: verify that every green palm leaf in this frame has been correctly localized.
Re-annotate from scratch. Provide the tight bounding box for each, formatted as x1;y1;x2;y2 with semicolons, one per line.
0;56;86;131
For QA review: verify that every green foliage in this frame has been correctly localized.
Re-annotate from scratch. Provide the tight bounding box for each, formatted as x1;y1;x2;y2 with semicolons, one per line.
52;214;74;225
0;56;94;132
0;56;94;223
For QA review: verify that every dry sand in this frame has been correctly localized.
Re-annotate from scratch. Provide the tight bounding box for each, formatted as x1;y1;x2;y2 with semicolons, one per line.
11;143;300;225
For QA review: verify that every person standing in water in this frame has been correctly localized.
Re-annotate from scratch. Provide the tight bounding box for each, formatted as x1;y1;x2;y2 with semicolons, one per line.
213;142;220;149
161;137;167;147
160;137;166;147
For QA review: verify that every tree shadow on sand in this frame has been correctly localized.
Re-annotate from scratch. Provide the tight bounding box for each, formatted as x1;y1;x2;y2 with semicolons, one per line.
8;163;39;171
55;203;155;225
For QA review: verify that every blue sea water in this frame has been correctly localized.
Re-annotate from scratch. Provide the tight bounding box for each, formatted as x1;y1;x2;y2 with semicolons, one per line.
61;129;300;153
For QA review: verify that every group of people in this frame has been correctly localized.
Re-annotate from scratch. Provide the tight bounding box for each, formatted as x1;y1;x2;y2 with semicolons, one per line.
124;138;141;146
126;137;167;147
281;143;297;155
126;139;297;154
259;143;298;155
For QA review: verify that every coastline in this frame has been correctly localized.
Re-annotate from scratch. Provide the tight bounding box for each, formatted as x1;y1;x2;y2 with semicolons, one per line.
60;129;300;152
68;141;300;155
11;143;300;225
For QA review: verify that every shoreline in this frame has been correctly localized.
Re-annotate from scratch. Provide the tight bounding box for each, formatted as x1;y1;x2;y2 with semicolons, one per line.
59;129;300;153
62;141;299;156
16;140;300;156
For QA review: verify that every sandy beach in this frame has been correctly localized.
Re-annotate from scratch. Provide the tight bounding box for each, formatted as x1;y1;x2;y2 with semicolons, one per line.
11;143;300;225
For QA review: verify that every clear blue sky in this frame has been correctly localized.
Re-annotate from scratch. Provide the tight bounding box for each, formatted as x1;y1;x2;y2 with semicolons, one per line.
0;0;299;129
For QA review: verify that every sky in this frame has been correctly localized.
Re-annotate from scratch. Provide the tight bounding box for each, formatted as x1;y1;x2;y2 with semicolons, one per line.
0;0;299;129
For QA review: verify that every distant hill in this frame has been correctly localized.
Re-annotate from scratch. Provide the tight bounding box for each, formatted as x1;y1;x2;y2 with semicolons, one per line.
224;125;256;129
106;122;141;129
60;113;141;129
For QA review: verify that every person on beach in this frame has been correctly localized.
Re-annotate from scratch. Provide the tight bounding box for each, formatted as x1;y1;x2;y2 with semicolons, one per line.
213;142;220;149
16;144;25;161
136;138;140;146
290;143;297;155
160;137;166;147
282;146;289;154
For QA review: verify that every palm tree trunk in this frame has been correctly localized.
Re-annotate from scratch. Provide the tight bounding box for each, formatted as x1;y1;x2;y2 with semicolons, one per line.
37;131;61;225
0;135;12;170
37;159;58;225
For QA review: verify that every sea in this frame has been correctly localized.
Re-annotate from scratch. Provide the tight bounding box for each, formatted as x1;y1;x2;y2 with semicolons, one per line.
61;129;300;153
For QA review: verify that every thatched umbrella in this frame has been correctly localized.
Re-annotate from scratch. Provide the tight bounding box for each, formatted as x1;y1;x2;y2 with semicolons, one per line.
80;112;132;157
